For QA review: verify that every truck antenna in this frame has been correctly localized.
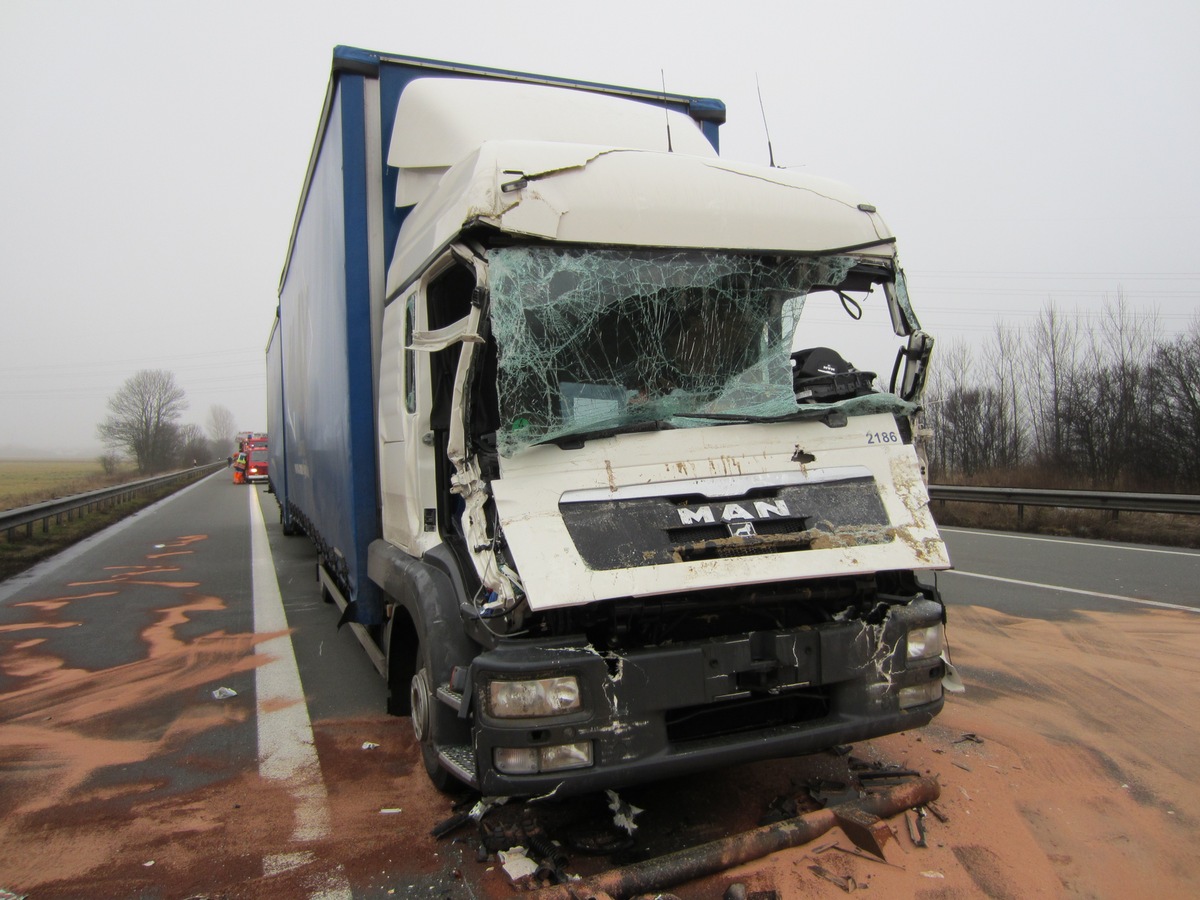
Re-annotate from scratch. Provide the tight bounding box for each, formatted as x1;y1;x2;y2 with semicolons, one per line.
756;73;776;168
661;69;674;153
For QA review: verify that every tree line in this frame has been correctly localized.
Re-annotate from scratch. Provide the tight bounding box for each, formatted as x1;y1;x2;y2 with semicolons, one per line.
96;370;240;474
923;295;1200;492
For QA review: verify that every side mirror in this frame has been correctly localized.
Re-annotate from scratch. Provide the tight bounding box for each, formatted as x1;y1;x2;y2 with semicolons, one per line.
890;331;934;401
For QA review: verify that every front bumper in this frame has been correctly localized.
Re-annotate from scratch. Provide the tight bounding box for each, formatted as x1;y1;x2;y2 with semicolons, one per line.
456;597;945;796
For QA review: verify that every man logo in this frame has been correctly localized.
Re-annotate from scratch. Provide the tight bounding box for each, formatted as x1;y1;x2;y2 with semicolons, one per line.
677;499;789;525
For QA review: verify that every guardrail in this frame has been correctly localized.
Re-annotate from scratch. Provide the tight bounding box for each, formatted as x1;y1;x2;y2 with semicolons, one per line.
927;484;1200;527
2;461;226;542
5;470;1197;542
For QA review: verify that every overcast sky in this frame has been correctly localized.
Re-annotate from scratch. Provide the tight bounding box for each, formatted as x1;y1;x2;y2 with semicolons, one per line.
2;0;1197;455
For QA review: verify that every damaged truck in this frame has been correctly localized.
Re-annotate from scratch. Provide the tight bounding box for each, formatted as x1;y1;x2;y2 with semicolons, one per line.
266;47;953;797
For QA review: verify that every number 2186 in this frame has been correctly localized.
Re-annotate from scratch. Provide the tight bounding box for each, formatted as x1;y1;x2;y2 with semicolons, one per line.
866;431;900;444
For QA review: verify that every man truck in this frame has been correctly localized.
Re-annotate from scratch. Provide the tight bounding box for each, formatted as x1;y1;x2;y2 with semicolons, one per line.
267;46;952;797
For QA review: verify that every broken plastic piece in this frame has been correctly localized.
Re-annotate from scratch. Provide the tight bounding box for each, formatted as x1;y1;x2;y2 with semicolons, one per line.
498;846;539;881
379;808;402;815
431;810;473;839
605;789;644;835
362;741;380;750
470;796;509;822
211;687;237;700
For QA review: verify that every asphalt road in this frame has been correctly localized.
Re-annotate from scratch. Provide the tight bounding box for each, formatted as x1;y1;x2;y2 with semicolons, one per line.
1;472;1197;898
937;525;1200;617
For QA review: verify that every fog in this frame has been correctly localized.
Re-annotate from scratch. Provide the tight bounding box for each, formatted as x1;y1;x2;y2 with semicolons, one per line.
2;0;1196;456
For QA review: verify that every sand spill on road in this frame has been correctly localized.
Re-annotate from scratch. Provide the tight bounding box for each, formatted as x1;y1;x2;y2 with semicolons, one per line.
2;596;1198;897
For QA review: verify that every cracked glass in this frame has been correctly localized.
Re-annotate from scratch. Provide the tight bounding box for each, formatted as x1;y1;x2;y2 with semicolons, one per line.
488;246;896;456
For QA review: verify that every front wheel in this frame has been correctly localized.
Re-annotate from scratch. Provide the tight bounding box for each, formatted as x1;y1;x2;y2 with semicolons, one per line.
410;661;465;794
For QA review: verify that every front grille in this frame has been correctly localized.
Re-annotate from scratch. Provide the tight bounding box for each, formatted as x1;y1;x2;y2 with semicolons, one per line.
561;473;889;570
665;690;831;744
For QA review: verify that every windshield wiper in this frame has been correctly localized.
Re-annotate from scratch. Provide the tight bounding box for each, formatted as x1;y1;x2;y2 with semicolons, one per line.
671;409;827;423
671;407;852;427
539;418;676;449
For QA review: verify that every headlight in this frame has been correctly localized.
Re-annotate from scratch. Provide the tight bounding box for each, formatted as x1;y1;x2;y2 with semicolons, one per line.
494;742;593;775
488;676;581;718
906;623;945;661
899;681;944;709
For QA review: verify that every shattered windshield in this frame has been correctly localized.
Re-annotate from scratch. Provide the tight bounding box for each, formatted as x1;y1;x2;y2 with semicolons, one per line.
488;246;889;456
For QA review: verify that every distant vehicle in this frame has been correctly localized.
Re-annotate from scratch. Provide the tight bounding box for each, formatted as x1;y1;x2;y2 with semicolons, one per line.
244;447;269;483
236;432;268;453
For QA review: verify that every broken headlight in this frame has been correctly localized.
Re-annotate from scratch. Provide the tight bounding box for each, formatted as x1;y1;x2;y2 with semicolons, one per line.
905;623;945;661
488;676;581;718
494;742;593;774
899;681;944;710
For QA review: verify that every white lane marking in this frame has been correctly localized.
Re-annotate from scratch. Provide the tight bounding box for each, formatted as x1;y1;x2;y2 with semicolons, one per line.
945;569;1200;613
249;489;353;897
939;526;1200;558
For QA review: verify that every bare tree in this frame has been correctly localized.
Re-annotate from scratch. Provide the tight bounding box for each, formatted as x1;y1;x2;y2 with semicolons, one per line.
1024;301;1081;468
176;423;212;466
980;322;1024;470
96;370;188;474
205;404;238;454
1058;293;1160;487
924;340;976;477
1152;317;1200;489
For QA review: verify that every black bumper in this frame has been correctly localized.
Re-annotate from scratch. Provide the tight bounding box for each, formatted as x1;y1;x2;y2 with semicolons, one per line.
465;597;945;796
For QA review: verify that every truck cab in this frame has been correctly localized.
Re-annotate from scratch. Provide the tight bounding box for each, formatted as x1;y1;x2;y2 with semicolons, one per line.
368;77;951;795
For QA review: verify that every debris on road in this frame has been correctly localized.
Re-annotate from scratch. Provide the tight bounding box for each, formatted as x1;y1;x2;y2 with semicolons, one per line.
362;741;380;750
527;777;940;899
210;686;237;700
954;732;984;744
906;807;928;848
605;789;643;835
498;846;539;882
824;842;907;869
808;864;858;893
926;801;950;823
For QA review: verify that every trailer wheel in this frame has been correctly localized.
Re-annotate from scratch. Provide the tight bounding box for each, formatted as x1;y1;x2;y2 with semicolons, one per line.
410;659;463;793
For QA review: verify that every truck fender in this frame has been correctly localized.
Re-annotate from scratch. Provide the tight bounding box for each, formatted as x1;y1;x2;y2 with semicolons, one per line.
367;539;477;711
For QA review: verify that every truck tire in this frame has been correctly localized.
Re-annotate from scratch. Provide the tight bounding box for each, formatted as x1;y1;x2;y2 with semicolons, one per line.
410;653;466;794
